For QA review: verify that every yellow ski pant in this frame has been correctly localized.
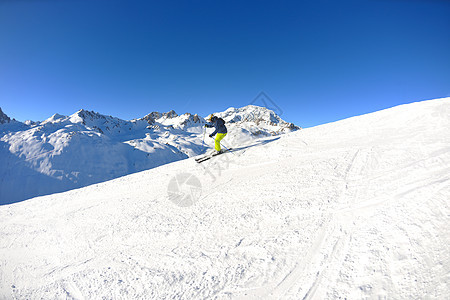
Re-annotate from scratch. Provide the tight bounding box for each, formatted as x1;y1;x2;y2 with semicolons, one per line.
215;133;227;151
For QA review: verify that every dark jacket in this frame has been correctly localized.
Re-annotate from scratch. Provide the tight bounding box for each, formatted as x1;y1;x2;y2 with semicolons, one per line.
206;117;227;136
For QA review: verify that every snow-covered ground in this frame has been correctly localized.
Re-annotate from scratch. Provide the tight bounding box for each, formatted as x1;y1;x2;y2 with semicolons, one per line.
0;105;297;204
0;98;449;299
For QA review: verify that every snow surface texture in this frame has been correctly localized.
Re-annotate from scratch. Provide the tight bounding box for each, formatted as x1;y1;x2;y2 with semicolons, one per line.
0;105;298;204
0;98;449;299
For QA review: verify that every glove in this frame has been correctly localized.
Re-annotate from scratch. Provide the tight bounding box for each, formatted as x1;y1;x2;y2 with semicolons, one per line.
209;134;214;138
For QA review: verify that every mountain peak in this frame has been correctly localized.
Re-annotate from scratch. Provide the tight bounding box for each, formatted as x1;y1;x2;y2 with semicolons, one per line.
73;109;104;120
0;107;11;124
41;113;67;124
216;104;300;130
69;109;123;125
164;110;178;119
140;110;179;125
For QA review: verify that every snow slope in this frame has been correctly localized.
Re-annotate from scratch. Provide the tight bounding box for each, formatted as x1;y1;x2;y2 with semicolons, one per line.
0;106;298;204
0;98;449;299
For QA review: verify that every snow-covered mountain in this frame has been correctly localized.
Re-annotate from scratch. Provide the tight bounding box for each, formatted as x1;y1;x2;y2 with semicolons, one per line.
0;97;448;299
215;105;299;146
0;105;299;204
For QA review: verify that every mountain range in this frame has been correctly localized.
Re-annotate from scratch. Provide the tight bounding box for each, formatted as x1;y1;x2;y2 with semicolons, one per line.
0;105;299;204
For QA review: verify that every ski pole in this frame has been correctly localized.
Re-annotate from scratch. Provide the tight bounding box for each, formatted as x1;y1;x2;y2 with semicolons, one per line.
221;143;233;154
202;126;206;148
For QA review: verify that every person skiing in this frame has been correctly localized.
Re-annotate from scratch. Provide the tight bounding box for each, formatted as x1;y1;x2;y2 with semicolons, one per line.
205;114;227;154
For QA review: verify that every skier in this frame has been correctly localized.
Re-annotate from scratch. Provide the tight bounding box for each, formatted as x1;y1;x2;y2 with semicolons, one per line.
205;114;227;154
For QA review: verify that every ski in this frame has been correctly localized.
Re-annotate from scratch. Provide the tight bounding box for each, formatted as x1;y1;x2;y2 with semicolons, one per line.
195;148;232;163
195;154;213;163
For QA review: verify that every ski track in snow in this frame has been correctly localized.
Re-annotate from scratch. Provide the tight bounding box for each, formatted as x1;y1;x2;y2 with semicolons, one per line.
0;98;449;299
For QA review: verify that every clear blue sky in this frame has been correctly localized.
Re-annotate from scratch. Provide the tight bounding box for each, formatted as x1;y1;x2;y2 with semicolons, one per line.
0;0;449;127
